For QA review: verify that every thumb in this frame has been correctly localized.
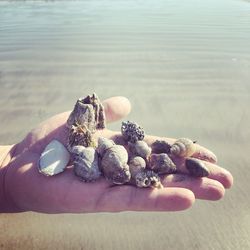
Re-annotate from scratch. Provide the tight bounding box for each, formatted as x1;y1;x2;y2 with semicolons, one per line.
103;96;131;123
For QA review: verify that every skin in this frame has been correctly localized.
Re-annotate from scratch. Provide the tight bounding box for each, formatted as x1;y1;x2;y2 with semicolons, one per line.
0;96;233;213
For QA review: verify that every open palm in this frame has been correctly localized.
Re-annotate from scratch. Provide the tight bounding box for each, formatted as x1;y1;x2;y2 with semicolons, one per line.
3;96;233;213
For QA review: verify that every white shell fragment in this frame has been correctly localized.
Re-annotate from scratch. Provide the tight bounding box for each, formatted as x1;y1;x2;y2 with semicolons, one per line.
39;140;70;176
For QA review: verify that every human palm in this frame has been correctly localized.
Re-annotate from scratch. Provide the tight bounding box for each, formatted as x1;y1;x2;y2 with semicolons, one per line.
3;96;233;213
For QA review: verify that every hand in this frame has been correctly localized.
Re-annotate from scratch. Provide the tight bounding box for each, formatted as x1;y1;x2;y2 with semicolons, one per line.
0;96;233;213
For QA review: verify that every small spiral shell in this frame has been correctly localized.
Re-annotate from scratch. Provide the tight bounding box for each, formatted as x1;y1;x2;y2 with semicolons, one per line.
170;138;196;158
101;145;131;184
96;137;115;156
72;146;101;182
128;141;151;159
128;156;146;176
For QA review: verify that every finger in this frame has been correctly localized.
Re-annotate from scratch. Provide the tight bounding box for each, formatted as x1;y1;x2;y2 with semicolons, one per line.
95;185;195;212
102;96;131;123
144;135;217;163
203;161;233;189
162;174;225;201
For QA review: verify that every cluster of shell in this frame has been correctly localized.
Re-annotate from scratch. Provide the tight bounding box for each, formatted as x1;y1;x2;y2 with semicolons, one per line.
38;93;210;189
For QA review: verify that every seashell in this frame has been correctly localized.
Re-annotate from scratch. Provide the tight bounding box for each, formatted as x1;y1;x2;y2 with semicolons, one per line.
185;157;209;177
170;138;196;158
128;157;162;188
39;140;70;176
96;137;115;156
81;93;106;129
67;93;105;131
121;121;145;143
133;170;163;189
128;156;146;176
151;140;171;154
72;146;101;182
148;153;177;174
67;101;96;132
128;141;151;159
67;123;95;151
101;145;131;184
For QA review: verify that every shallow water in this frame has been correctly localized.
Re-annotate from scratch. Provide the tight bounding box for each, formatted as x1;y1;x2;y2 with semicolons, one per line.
0;0;250;249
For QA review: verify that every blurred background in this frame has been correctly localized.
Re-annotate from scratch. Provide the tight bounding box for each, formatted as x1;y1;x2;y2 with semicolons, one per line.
0;0;250;249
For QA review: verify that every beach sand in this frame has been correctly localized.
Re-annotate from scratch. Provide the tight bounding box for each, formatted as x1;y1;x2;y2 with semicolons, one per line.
0;0;250;249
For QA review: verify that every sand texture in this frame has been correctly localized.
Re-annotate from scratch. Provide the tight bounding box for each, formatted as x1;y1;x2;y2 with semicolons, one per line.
0;0;250;249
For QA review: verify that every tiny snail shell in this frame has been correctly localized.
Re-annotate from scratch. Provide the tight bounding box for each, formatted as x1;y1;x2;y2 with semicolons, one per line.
148;153;177;174
128;156;146;176
101;145;131;184
72;146;101;182
185;157;210;177
96;137;115;156
128;141;152;159
170;138;196;158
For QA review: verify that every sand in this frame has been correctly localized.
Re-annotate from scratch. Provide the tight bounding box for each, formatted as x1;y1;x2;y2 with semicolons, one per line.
0;0;250;249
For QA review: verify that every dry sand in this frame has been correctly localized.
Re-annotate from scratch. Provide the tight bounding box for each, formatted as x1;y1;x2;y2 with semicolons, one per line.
0;0;250;249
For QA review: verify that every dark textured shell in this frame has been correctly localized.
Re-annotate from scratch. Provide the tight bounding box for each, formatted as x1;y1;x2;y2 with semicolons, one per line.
72;146;101;182
128;141;151;159
185;157;209;177
121;121;145;143
101;145;131;184
148;153;177;174
151;140;171;154
170;138;196;157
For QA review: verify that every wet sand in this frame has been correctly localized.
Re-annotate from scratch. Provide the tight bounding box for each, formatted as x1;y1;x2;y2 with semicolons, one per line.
0;0;250;249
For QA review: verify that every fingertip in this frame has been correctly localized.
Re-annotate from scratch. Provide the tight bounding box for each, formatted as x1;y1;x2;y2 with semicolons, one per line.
103;96;131;123
175;188;195;210
160;188;195;211
207;181;225;201
217;169;234;189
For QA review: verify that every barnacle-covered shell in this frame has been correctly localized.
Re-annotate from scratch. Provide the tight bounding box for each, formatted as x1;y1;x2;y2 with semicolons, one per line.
151;140;171;154
121;121;145;143
67;123;94;150
72;146;101;182
133;171;162;188
185;157;209;177
67;102;96;132
128;141;151;159
96;137;115;156
170;138;196;158
148;153;177;174
80;93;106;129
101;145;131;184
67;93;106;131
128;157;162;188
